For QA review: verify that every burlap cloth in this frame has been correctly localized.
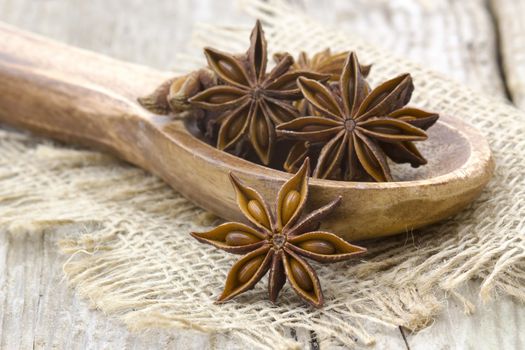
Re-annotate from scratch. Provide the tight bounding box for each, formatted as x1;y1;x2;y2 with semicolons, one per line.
1;1;524;349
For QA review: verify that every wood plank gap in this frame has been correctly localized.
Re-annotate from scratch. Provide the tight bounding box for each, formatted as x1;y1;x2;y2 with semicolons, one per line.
486;0;513;101
398;326;411;350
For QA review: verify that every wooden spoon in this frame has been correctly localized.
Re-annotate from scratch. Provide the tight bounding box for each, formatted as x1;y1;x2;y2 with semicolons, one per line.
0;22;494;241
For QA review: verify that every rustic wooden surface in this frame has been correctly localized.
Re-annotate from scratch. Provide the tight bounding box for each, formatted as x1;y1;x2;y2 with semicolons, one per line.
0;0;524;349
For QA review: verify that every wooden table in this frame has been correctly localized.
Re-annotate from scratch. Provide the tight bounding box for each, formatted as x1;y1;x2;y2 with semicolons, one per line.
1;0;524;348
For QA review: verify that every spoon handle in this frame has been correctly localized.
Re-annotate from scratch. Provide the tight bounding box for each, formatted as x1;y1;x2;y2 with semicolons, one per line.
0;22;171;161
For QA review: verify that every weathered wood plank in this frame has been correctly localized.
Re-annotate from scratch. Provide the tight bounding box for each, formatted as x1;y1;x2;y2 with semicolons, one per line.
0;228;241;350
0;0;252;70
293;0;506;99
490;0;525;109
409;282;525;350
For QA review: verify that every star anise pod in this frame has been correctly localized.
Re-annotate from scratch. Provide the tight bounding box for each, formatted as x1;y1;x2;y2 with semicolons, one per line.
377;107;439;167
138;68;217;114
283;140;312;173
275;49;371;117
276;52;439;181
275;49;371;82
188;20;327;165
191;158;365;307
275;49;371;172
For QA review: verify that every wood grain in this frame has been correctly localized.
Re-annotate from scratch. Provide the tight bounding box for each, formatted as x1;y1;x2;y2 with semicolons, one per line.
490;0;525;109
0;0;523;349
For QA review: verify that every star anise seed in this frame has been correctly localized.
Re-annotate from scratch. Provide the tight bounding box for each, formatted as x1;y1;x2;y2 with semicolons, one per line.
191;158;366;307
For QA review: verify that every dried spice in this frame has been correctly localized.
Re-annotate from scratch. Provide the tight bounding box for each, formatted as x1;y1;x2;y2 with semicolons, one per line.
276;52;439;181
275;50;372;173
188;20;327;165
191;158;365;307
276;49;371;82
283;140;313;173
138;20;439;183
275;49;371;117
138;68;217;114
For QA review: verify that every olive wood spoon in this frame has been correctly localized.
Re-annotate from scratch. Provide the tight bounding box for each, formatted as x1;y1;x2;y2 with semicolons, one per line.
0;22;494;240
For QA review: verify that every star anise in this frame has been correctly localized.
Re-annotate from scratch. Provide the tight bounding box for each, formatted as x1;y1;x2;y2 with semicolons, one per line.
275;50;371;173
377;107;439;168
276;49;371;82
276;52;439;181
191;158;365;307
188;20;327;165
275;49;371;117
